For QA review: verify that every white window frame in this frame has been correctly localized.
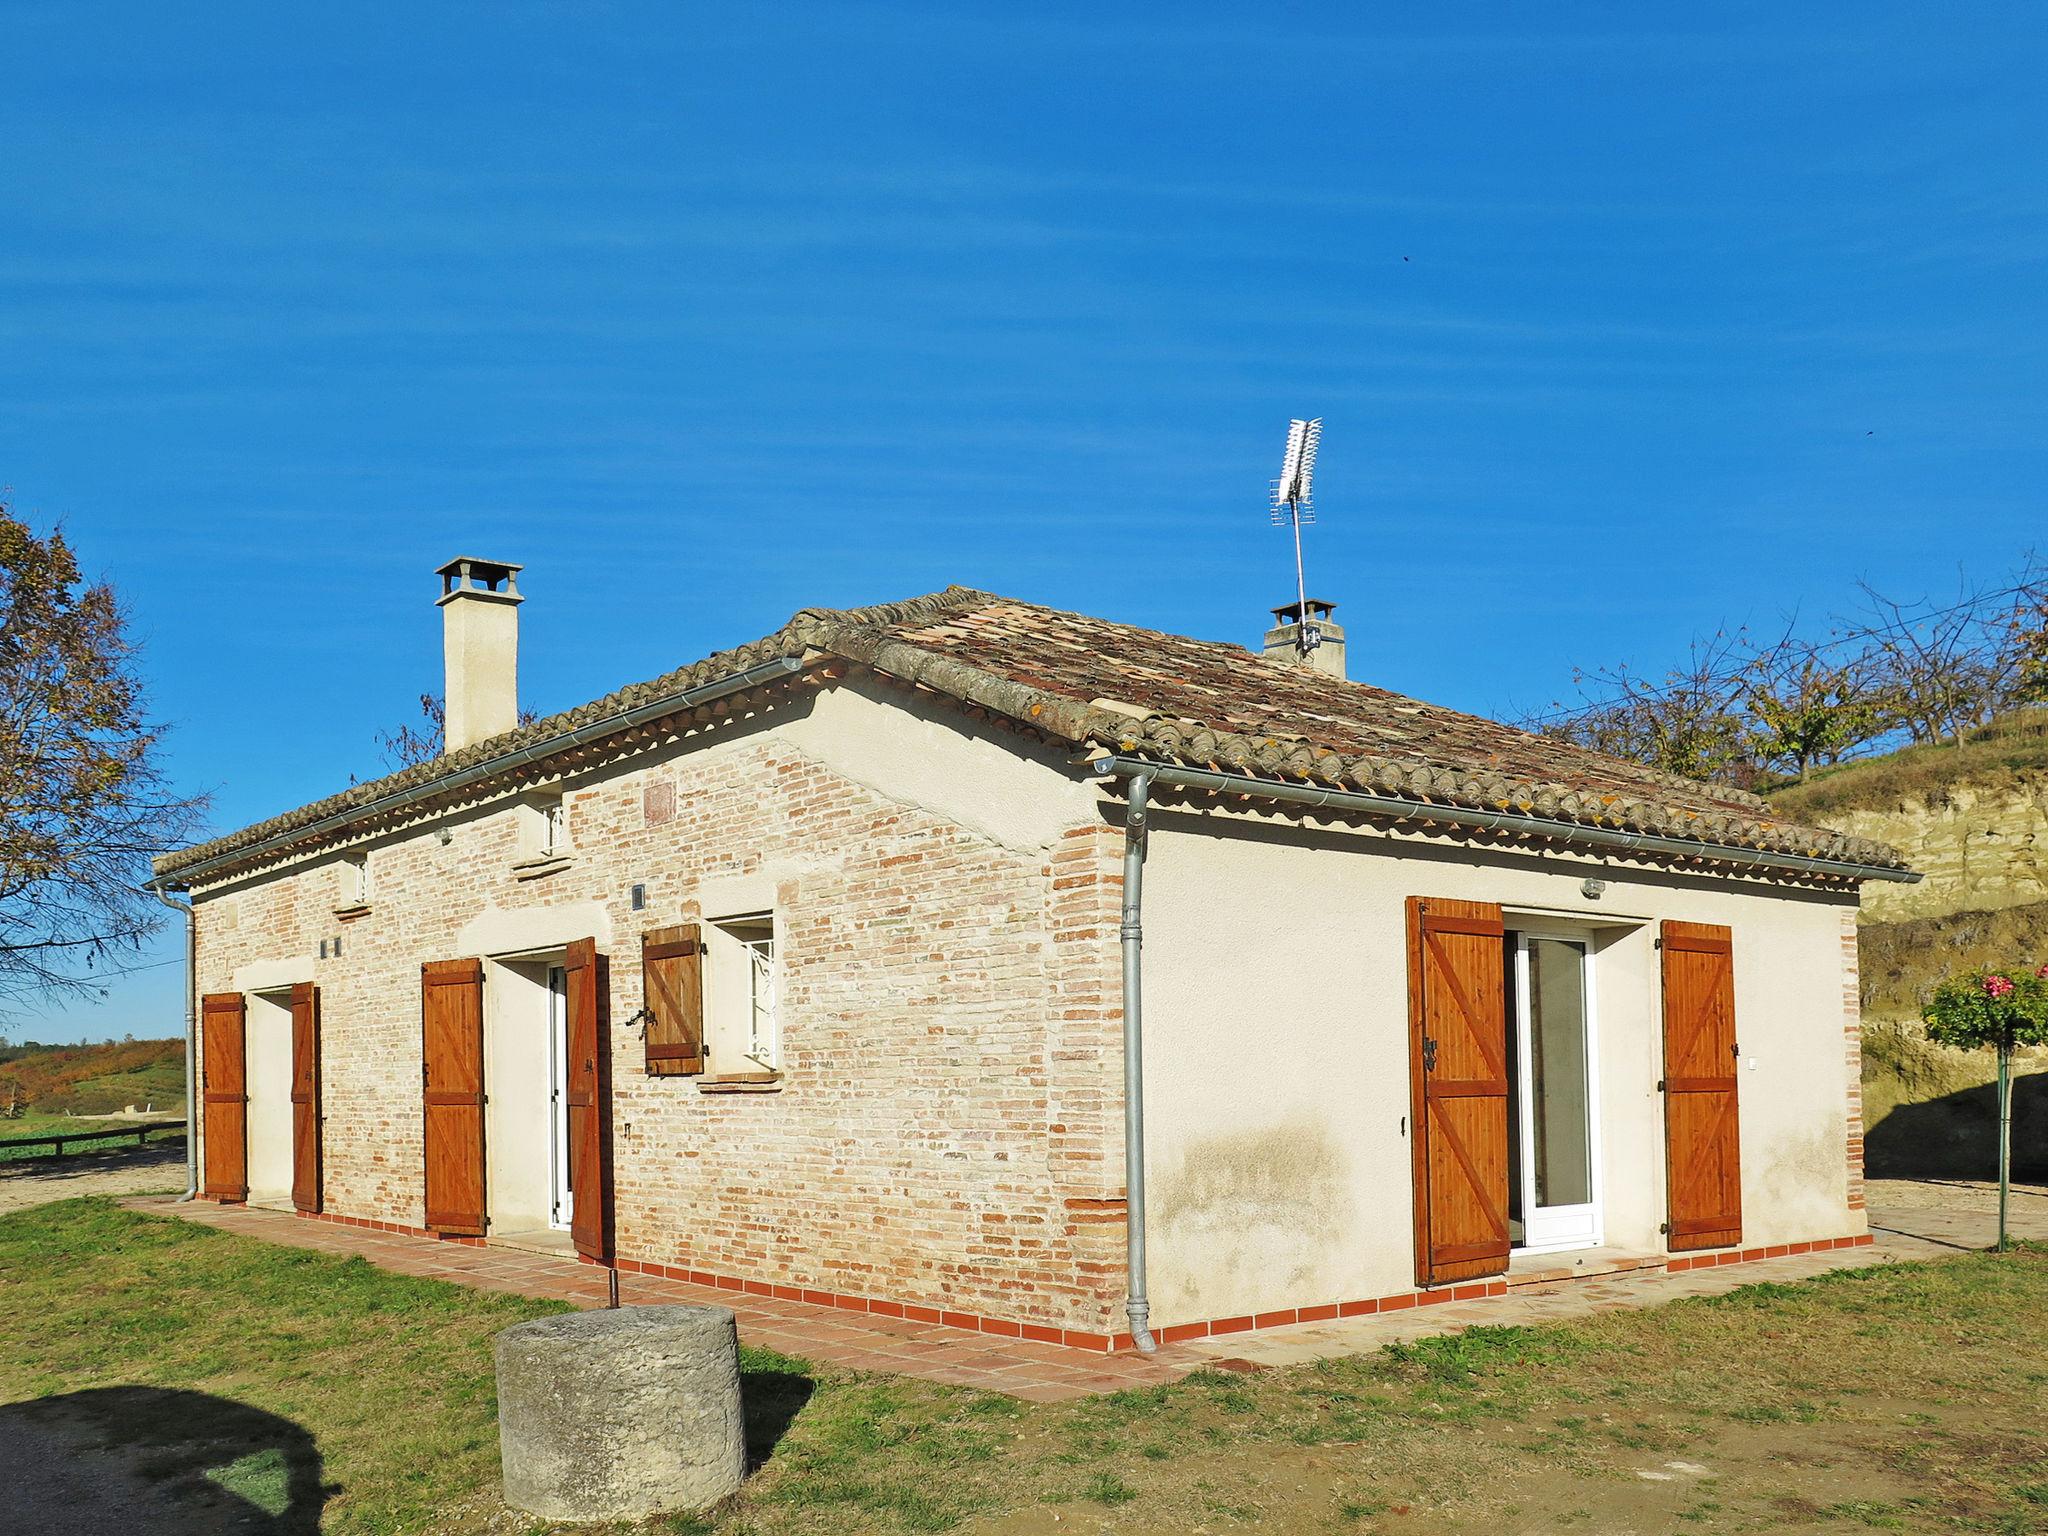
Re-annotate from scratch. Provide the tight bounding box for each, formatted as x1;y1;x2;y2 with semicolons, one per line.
709;911;779;1070
1509;930;1604;1255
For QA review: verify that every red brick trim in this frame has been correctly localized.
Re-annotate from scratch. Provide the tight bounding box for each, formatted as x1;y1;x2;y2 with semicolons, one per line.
1137;1233;1875;1347
596;1253;1129;1351
287;1208;1875;1356
1664;1233;1872;1272
1842;909;1866;1212
293;1207;487;1246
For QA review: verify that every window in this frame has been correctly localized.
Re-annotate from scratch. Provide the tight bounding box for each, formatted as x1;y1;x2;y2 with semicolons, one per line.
335;853;370;913
712;913;778;1070
514;791;570;869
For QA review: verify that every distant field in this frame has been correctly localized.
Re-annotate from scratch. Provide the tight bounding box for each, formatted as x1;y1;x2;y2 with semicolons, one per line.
0;1039;185;1120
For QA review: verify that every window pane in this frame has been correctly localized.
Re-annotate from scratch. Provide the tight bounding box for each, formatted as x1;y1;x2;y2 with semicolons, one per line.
1527;938;1591;1208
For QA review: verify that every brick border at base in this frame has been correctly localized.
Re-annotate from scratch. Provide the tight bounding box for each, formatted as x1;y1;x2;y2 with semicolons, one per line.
258;1208;1874;1356
599;1231;1875;1354
294;1207;487;1246
1149;1233;1875;1346
595;1253;1132;1352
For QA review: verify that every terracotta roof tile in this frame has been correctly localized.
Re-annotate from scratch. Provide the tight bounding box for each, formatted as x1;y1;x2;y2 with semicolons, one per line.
153;586;1904;883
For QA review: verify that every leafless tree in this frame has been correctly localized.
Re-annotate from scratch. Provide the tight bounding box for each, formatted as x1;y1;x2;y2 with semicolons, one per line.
0;503;207;1013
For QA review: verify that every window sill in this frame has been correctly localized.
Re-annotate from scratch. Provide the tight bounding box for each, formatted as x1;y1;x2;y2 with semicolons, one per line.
331;903;371;921
511;854;573;882
697;1071;784;1094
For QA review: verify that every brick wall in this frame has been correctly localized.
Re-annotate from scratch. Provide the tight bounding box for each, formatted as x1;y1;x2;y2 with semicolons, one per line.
190;695;1131;1333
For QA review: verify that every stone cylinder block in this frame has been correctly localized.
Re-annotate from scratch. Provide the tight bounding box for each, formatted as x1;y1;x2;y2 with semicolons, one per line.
495;1304;745;1521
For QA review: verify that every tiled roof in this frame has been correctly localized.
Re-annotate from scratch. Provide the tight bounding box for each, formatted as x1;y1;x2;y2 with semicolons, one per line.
153;587;1905;882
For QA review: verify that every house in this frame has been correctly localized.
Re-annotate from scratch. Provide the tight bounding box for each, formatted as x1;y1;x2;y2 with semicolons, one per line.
149;561;1915;1352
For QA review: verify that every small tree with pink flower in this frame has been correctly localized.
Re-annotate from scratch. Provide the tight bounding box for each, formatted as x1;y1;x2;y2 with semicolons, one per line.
1922;966;2048;1250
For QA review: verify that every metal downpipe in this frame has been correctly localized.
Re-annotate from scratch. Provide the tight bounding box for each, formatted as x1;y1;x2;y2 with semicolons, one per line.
1120;772;1158;1354
150;886;198;1201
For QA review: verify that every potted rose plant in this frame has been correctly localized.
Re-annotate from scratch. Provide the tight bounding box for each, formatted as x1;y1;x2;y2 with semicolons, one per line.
1921;966;2048;1250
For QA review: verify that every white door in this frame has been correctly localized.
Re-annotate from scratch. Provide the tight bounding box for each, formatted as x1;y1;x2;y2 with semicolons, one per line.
1512;934;1602;1253
546;965;573;1231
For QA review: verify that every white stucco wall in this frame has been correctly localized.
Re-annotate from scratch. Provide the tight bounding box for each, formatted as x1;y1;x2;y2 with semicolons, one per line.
244;989;295;1208
1139;808;1862;1328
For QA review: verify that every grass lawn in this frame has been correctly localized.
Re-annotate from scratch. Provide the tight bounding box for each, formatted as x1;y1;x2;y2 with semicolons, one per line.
2;1200;2045;1534
0;1110;185;1162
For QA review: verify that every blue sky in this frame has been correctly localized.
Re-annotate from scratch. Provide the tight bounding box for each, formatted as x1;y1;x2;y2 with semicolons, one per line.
3;4;2043;1041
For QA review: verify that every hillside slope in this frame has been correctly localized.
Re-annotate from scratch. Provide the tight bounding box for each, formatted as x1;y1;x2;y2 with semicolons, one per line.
0;1039;185;1119
1768;714;2048;1177
1770;711;2048;923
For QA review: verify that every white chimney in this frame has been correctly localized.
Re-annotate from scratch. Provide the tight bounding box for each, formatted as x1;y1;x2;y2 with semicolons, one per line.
435;556;523;753
1261;598;1346;680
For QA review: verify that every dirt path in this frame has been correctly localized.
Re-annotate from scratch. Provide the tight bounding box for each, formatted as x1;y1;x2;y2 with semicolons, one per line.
0;1139;185;1213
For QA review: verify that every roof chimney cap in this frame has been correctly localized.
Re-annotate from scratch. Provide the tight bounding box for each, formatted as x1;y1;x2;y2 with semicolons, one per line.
1270;597;1338;625
436;556;523;604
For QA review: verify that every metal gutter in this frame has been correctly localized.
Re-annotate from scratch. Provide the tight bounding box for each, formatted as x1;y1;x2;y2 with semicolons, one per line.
1086;756;1920;885
147;657;807;892
149;885;198;1200
1118;772;1158;1354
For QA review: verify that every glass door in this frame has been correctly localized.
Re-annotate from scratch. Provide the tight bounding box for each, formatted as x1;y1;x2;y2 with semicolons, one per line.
546;965;573;1232
1511;934;1601;1253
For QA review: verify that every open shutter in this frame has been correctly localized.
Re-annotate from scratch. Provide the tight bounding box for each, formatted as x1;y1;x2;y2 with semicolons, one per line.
200;993;248;1201
1406;897;1511;1286
1661;920;1742;1251
641;924;704;1076
421;958;487;1235
289;982;323;1213
565;937;612;1262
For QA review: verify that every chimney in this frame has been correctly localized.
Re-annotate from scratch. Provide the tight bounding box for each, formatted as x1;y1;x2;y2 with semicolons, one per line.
435;556;523;753
1262;598;1346;680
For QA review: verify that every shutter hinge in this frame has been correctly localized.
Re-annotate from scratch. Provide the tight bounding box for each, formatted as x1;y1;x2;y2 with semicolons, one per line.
1421;1037;1438;1073
1656;1078;1667;1092
1659;1221;1670;1235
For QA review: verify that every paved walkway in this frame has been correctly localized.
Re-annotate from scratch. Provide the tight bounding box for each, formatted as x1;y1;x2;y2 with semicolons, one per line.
1189;1182;2048;1370
127;1181;2047;1400
127;1198;1196;1402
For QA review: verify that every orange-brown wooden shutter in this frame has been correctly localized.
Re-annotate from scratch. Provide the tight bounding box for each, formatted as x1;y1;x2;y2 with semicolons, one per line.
421;958;487;1235
641;924;704;1076
289;981;323;1214
564;937;612;1262
200;992;248;1201
1660;920;1742;1252
1406;897;1512;1286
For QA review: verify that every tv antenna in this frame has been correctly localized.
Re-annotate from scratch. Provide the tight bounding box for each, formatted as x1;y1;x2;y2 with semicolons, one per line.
1269;417;1324;655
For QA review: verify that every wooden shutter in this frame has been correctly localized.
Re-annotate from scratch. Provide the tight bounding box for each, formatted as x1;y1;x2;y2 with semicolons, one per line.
564;937;612;1262
641;924;704;1076
1406;897;1512;1286
421;959;487;1235
200;992;248;1201
288;982;324;1213
1660;920;1742;1251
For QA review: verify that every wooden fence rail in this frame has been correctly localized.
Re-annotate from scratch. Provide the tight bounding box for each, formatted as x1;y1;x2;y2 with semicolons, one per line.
0;1120;187;1160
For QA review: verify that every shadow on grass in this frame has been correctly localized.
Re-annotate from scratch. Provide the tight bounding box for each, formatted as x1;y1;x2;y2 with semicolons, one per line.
0;1385;330;1533
743;1366;816;1472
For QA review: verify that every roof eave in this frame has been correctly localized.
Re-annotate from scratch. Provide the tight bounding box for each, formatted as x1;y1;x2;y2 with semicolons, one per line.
1086;754;1919;886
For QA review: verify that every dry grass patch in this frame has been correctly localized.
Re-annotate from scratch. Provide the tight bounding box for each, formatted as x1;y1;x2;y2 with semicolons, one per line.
2;1201;2045;1534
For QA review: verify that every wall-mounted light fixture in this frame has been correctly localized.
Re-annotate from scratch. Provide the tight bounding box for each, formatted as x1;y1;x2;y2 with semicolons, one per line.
1580;878;1607;900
